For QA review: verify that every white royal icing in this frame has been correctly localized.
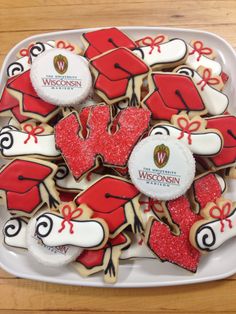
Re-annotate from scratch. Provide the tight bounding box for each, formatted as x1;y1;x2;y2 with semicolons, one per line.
0;125;60;158
30;48;92;107
176;67;228;115
215;174;226;193
128;135;195;200
30;41;55;63
150;125;222;156
120;233;155;260
55;164;102;191
35;212;106;248
27;212;81;266
133;39;187;68
3;218;28;249
186;43;222;76
195;207;236;251
7;56;30;77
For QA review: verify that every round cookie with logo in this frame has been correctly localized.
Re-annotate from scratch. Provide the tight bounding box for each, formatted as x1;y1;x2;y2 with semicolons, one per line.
30;48;92;107
128;135;196;201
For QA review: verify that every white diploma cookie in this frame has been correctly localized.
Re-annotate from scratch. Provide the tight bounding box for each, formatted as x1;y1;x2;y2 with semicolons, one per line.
35;212;107;249
128;135;195;200
0;125;60;159
186;42;222;76
27;212;81;266
3;217;28;249
193;202;236;252
30;48;92;107
176;67;228;115
150;125;222;156
133;39;187;69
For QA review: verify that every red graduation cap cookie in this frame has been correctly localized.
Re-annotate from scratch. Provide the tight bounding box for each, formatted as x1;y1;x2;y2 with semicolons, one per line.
0;84;29;123
74;175;143;237
7;70;60;123
74;232;130;283
55;104;150;180
0;157;60;216
90;47;150;106
205;115;236;169
142;72;207;121
82;27;137;60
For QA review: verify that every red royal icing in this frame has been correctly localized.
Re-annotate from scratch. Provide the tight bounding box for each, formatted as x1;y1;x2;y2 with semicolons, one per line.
75;176;140;235
55;105;150;180
189;41;213;61
206;115;236;167
140;198;163;214
143;73;205;121
23;124;44;144
193;173;223;210
58;204;83;234
177;117;201;144
56;40;75;51
19;44;34;63
197;68;220;91
209;202;232;232
83;27;137;60
147;196;201;272
136;35;165;54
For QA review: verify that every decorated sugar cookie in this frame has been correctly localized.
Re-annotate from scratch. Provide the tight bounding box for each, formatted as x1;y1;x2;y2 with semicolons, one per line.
190;198;236;253
27;209;81;266
7;70;60;123
55;105;150;180
145;196;201;272
30;49;93;107
0;123;60;159
189;172;226;213
150;113;223;156
3;217;28;249
74;175;143;237
90;47;150;106
54;163;102;192
186;40;222;76
142;72;207;121
205;115;236;169
82;27;137;60
175;66;228;115
0;158;60;216
133;37;188;69
35;203;109;249
74;232;130;283
0;84;29;123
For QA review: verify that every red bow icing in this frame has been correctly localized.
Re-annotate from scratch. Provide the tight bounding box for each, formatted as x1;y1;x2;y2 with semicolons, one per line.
58;205;83;234
56;40;75;51
19;44;34;63
189;40;213;61
140;198;163;213
197;68;220;91
139;35;165;54
177;117;201;145
209;202;233;232
23;124;44;144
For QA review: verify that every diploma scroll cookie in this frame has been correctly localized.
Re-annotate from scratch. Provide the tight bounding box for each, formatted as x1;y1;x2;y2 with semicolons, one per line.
3;217;28;249
190;198;236;253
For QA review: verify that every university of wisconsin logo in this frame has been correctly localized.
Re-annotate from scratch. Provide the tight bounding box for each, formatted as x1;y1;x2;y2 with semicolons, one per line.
153;144;170;168
53;54;68;74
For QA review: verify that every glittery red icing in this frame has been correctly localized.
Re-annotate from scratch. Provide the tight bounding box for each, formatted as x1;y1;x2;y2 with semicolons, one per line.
143;73;205;121
147;196;201;272
193;173;223;210
206;115;236;168
55;105;150;180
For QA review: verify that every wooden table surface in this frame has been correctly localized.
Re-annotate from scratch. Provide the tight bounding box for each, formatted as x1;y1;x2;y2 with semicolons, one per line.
1;0;236;313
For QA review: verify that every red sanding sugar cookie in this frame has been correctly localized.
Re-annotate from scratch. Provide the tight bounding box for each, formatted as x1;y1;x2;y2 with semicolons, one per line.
145;196;201;272
55;104;150;180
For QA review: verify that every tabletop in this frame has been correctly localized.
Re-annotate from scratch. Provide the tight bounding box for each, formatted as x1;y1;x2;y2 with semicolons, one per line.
0;0;236;313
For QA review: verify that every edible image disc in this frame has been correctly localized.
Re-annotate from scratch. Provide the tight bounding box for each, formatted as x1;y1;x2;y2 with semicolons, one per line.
30;48;92;107
128;135;196;200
